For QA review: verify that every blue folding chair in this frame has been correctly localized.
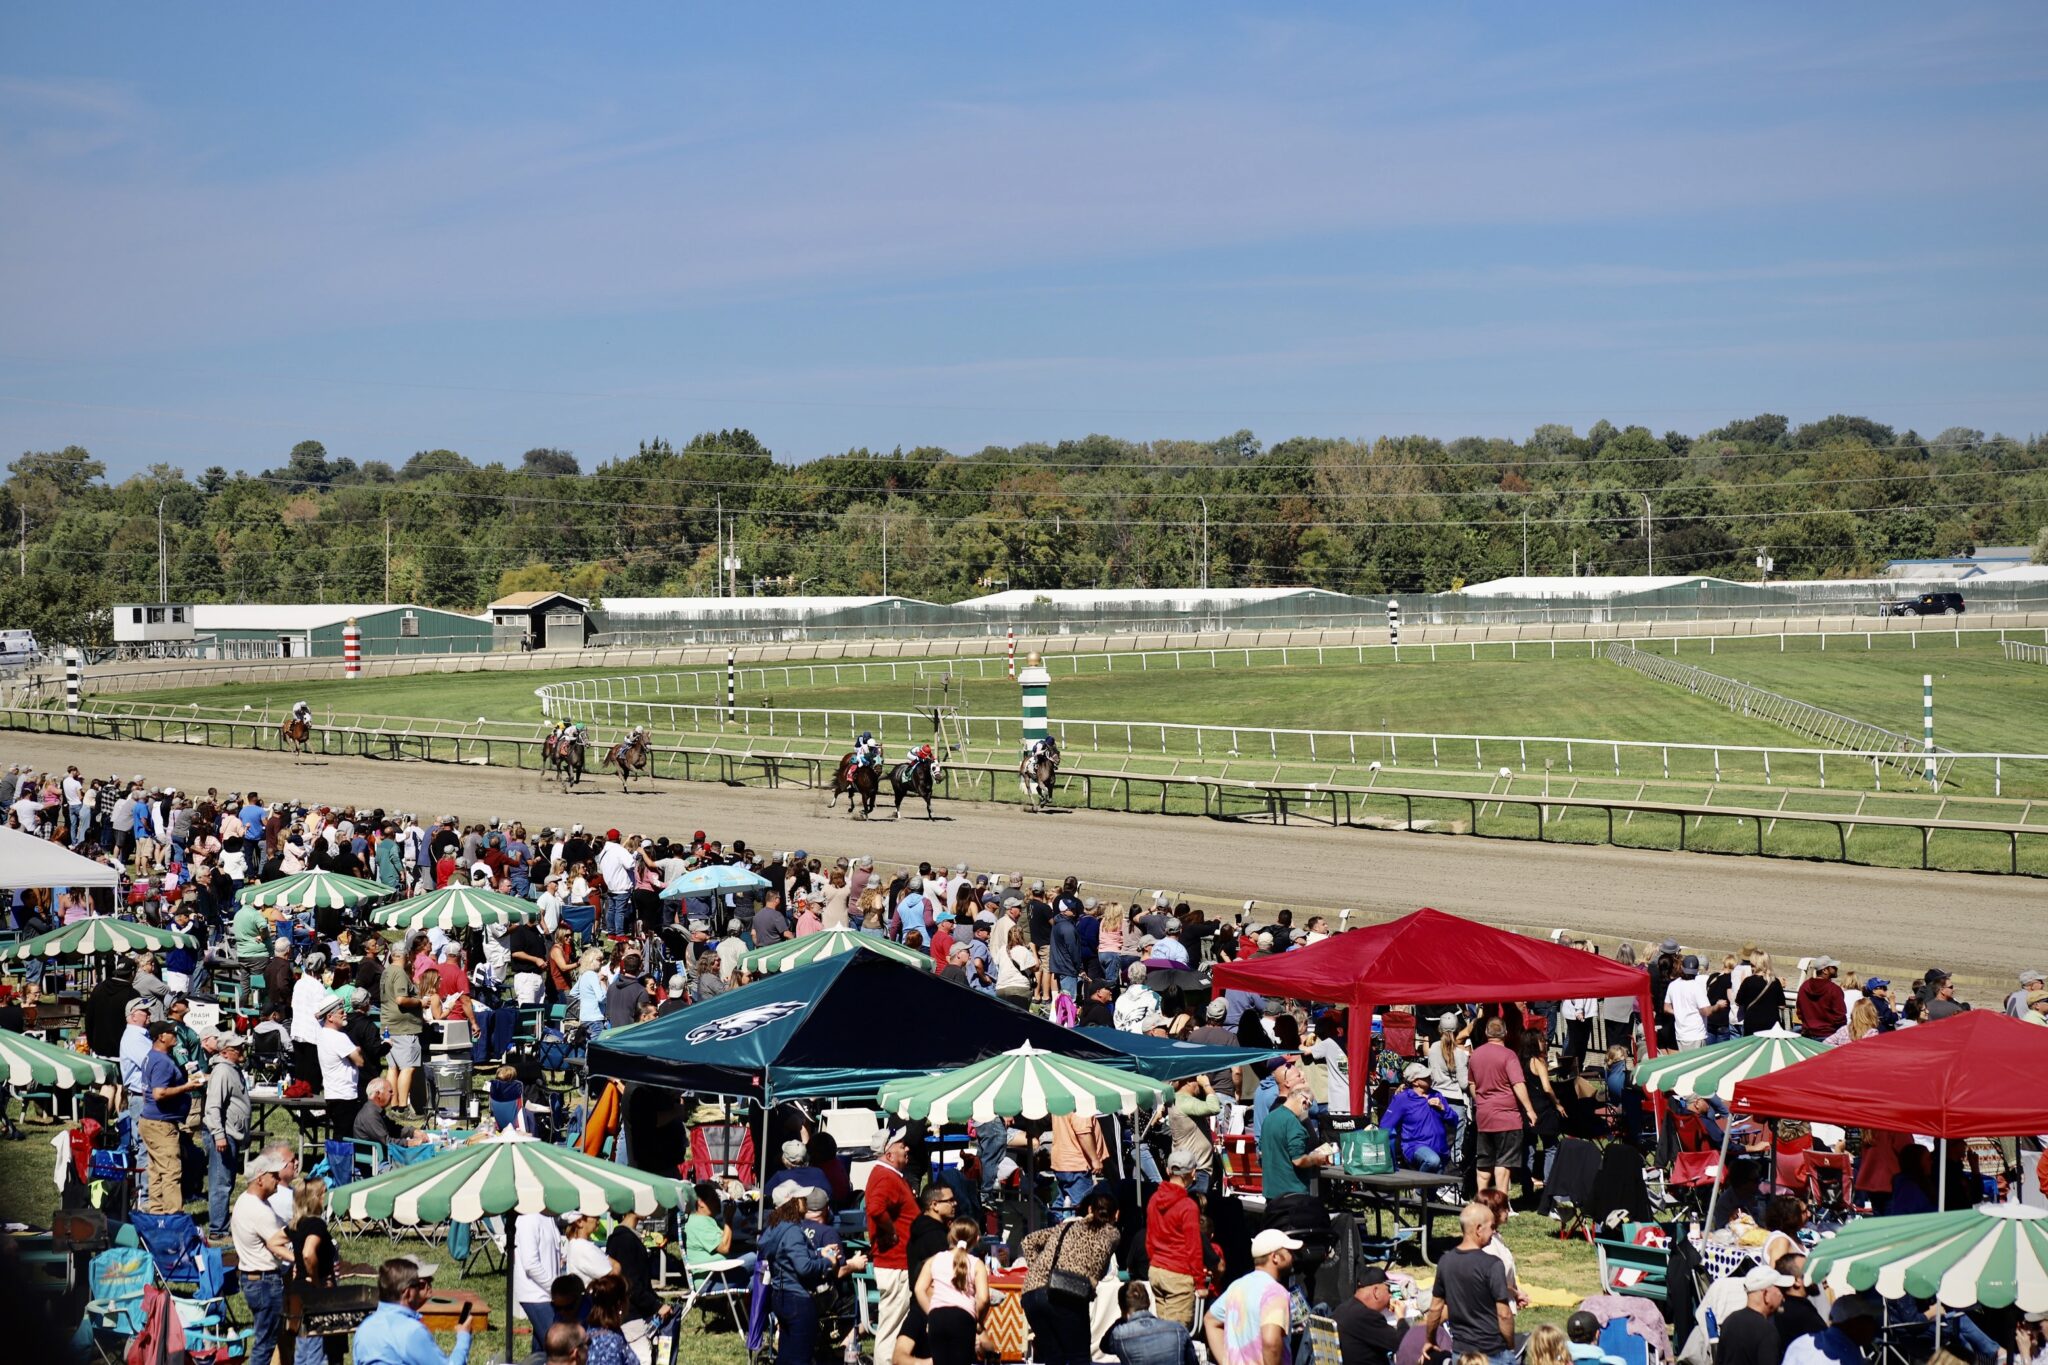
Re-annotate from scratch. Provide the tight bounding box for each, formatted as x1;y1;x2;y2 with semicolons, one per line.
1599;1318;1651;1365
129;1210;226;1301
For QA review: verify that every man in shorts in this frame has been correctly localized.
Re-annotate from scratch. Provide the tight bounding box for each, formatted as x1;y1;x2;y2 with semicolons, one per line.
1465;1019;1536;1196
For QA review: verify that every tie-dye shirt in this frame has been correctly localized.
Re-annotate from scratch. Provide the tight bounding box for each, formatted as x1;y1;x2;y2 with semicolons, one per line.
1207;1268;1289;1365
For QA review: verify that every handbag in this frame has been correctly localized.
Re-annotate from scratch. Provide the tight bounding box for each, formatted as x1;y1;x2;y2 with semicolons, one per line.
1043;1222;1095;1305
1339;1127;1394;1176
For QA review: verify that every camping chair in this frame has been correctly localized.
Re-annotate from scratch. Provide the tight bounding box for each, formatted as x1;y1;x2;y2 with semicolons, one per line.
688;1123;756;1185
1597;1317;1651;1365
1594;1223;1672;1303
448;1216;506;1276
669;1256;752;1333
1545;1136;1603;1241
1218;1133;1262;1195
129;1210;227;1301
81;1243;244;1365
1307;1315;1342;1365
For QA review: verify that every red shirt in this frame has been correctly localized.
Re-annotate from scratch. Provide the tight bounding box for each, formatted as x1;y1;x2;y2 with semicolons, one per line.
930;928;955;968
865;1160;917;1271
1145;1180;1203;1278
1796;978;1846;1038
1467;1040;1527;1133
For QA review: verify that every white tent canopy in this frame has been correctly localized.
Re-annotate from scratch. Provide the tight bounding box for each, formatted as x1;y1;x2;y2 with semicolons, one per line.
0;826;121;889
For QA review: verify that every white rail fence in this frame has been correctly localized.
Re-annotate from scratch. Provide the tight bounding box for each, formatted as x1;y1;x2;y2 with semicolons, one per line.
2004;640;2048;665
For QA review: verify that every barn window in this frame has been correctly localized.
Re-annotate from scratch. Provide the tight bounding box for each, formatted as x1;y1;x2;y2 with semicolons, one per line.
400;612;419;637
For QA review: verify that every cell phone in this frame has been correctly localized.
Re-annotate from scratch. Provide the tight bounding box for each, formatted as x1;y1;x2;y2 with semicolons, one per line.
458;1302;473;1324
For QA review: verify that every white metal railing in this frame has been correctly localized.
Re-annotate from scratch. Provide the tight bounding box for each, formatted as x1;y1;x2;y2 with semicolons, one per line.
1606;643;1951;782
2004;640;2048;665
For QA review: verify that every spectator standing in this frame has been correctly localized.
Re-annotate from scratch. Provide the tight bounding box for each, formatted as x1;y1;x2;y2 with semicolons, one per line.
1021;1191;1122;1365
1145;1150;1205;1327
202;1032;251;1238
866;1132;919;1365
1204;1228;1298;1365
914;1216;990;1365
313;996;365;1141
1737;955;1787;1036
1923;970;1968;1021
233;1154;294;1365
1795;959;1846;1040
513;1210;568;1340
1421;1205;1516;1365
1666;955;1711;1051
139;1021;202;1212
1050;1110;1105;1212
352;1257;474;1365
1467;1019;1537;1196
1258;1084;1328;1200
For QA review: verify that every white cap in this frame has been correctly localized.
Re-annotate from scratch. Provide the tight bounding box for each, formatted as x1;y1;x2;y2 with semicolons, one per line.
771;1180;806;1206
1250;1229;1302;1258
1743;1267;1795;1292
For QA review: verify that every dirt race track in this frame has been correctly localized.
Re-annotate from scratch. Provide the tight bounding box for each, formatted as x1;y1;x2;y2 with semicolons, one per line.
8;733;2044;992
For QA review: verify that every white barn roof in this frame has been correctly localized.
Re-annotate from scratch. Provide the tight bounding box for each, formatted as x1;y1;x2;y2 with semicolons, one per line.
189;604;477;632
598;596;920;618
958;587;1337;610
1456;575;1741;599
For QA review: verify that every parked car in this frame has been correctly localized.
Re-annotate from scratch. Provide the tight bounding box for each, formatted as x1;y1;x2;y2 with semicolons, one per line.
1883;591;1966;617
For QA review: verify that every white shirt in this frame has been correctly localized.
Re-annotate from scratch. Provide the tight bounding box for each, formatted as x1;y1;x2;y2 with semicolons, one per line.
1150;938;1190;968
1561;997;1598;1022
290;974;329;1044
595;841;635;895
1666;976;1711;1044
1113;985;1160;1032
512;1211;566;1303
231;1189;285;1271
62;775;82;804
536;889;562;934
565;1237;614;1285
315;1026;361;1099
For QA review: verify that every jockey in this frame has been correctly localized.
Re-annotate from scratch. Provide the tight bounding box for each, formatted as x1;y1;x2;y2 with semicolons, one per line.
912;742;935;766
1029;734;1060;766
854;731;882;770
290;699;312;726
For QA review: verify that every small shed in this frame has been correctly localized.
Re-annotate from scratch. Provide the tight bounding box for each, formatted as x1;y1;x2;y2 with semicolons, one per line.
487;592;592;651
189;604;495;659
112;603;198;647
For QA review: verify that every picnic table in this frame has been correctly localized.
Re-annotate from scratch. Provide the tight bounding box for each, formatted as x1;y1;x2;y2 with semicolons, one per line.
248;1088;333;1151
1316;1168;1463;1264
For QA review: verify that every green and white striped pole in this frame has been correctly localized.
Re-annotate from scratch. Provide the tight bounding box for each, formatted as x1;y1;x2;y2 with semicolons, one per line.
1923;673;1935;786
1019;652;1050;748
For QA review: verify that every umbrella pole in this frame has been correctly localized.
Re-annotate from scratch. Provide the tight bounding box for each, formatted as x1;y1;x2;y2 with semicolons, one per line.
1703;1103;1738;1230
504;1209;518;1365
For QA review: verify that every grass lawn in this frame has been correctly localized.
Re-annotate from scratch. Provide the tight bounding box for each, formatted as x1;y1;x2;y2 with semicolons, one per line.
0;1101;1600;1359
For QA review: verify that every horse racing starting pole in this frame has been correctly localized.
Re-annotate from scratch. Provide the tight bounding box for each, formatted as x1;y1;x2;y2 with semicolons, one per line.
1006;628;1016;679
1018;652;1050;747
64;646;81;714
726;648;737;723
1923;673;1936;786
342;618;362;679
1387;599;1401;657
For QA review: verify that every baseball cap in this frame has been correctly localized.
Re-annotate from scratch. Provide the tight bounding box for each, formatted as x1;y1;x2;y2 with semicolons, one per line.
2028;990;2048;1009
1250;1229;1302;1258
213;1031;247;1051
1830;1298;1878;1325
605;828;621;842
1403;1062;1429;1081
804;1187;830;1212
1743;1267;1794;1292
398;1257;440;1281
1355;1266;1390;1289
1566;1312;1603;1343
1166;1149;1200;1175
770;1180;805;1205
1206;998;1228;1019
1813;956;1839;970
781;1139;808;1165
1681;954;1700;973
1865;977;1890;991
248;1153;289;1178
1925;966;1951;981
2021;969;2046;985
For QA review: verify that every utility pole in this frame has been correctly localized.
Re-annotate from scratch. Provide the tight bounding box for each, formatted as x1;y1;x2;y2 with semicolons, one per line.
881;513;890;595
716;495;724;598
157;497;168;603
19;508;26;576
1640;494;1654;573
384;516;391;601
1521;505;1529;577
1198;497;1209;590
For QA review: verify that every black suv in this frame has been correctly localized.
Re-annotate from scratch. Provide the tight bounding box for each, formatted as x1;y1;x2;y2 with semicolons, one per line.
1883;591;1966;617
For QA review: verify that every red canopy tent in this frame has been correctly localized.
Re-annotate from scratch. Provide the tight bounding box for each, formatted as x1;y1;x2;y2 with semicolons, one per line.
1211;906;1658;1113
1730;1010;2048;1137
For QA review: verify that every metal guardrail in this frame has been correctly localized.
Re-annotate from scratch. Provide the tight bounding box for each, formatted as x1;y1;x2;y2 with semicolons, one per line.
2;704;2041;876
2005;640;2048;665
1605;643;1952;783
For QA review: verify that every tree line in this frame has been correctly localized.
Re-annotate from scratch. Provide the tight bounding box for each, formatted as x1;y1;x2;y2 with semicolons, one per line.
1;415;2043;646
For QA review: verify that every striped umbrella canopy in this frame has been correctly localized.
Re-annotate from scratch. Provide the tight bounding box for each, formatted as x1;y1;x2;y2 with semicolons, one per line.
1807;1201;2048;1312
238;871;393;911
369;886;538;933
738;928;932;976
1634;1028;1828;1102
659;864;772;900
331;1127;686;1364
0;916;196;962
878;1041;1173;1123
0;1029;114;1089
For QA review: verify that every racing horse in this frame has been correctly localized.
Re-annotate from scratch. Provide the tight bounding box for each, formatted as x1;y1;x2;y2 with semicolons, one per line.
543;730;586;787
601;731;652;789
1018;746;1059;811
279;714;312;759
887;750;941;820
829;751;879;820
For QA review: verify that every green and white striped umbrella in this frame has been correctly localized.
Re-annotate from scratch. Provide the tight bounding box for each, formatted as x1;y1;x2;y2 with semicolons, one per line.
238;871;392;911
878;1042;1172;1123
0;1029;114;1089
1807;1201;2048;1312
739;928;933;975
1633;1028;1827;1102
370;886;538;933
331;1127;685;1225
0;916;196;962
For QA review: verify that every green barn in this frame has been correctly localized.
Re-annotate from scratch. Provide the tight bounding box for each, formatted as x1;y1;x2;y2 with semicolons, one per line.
189;603;495;659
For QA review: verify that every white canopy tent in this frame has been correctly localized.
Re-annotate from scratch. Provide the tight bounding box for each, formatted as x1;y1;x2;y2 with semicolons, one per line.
0;826;121;890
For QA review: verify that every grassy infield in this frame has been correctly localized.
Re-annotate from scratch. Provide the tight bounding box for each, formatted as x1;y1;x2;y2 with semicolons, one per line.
122;632;2048;873
26;638;2040;1355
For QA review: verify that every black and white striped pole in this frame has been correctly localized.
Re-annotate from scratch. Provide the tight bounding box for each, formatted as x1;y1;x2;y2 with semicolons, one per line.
64;646;81;714
1387;599;1401;659
726;648;736;724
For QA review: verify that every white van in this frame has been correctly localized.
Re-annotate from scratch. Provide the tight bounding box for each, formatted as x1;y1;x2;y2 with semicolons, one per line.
0;630;42;667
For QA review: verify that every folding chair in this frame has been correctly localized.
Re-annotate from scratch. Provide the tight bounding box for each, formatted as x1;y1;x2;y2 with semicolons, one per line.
688;1123;756;1185
1307;1315;1342;1365
448;1216;506;1276
128;1210;227;1301
669;1255;753;1333
1598;1318;1650;1365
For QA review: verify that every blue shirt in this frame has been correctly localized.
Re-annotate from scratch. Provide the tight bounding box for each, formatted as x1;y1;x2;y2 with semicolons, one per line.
894;893;927;938
1108;1311;1199;1365
239;803;267;831
352;1300;472;1365
572;971;605;1022
1378;1088;1453;1162
1223;990;1265;1029
139;1048;191;1121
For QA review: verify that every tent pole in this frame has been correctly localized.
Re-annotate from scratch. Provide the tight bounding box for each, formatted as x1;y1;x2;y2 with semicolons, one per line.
504;1209;518;1365
1345;1003;1372;1116
1703;1104;1738;1231
757;1089;773;1234
1936;1136;1948;1350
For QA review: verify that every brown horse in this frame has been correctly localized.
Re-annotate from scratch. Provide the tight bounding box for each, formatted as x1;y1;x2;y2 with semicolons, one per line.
280;714;311;758
1018;749;1058;811
829;751;878;819
543;731;586;787
602;731;652;789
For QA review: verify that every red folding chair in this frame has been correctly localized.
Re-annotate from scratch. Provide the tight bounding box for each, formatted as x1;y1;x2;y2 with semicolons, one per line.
688;1123;757;1184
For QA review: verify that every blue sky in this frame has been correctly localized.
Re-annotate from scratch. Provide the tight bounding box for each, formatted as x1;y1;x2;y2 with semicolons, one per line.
2;3;2044;478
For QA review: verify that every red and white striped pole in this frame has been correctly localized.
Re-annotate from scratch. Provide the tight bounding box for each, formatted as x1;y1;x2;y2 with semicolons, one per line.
342;618;362;679
1006;628;1016;679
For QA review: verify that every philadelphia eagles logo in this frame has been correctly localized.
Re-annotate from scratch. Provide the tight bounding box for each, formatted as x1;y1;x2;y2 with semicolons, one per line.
684;1000;808;1044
